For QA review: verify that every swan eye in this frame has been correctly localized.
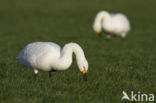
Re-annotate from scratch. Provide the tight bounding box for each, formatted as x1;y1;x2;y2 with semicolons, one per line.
82;68;87;74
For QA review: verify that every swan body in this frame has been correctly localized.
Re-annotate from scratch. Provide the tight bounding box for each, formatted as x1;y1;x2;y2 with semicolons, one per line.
93;11;130;38
16;42;88;80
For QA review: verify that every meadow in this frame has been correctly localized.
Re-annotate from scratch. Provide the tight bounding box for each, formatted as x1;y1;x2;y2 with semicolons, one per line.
0;0;156;103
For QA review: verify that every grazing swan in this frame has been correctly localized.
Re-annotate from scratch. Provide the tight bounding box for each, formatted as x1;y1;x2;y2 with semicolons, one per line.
93;10;130;39
16;42;88;81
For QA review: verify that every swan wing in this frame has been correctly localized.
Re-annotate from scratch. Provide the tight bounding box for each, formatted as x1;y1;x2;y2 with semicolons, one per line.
111;14;130;31
17;42;61;70
103;13;130;34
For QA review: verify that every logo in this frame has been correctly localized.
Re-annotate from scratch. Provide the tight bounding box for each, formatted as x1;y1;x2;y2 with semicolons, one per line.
121;91;155;102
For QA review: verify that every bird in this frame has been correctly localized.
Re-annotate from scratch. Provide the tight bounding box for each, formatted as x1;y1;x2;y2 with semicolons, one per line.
16;42;88;81
93;10;130;39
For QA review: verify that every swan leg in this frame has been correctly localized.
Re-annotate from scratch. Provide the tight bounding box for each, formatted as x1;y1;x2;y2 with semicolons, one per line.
106;34;111;39
121;33;126;39
49;70;57;78
49;71;52;78
34;69;38;77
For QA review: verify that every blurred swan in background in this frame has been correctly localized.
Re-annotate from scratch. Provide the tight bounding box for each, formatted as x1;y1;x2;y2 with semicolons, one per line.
93;10;130;39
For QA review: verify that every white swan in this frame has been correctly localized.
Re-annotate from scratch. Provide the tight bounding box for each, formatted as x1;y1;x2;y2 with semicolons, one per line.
93;10;130;39
16;42;88;80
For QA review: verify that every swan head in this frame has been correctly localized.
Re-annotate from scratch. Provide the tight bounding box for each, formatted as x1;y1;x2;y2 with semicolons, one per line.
78;58;88;81
95;30;101;36
68;43;89;80
93;10;110;36
93;21;102;36
61;42;89;81
80;60;88;81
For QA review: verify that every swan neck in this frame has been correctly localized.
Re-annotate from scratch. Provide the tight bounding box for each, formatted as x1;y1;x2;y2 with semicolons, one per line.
97;11;109;20
93;11;110;32
57;43;85;70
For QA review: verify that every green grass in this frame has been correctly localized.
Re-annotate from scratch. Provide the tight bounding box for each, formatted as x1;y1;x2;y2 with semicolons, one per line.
0;0;156;103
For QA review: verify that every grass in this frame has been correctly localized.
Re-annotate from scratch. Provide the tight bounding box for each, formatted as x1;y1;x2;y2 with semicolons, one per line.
0;0;156;103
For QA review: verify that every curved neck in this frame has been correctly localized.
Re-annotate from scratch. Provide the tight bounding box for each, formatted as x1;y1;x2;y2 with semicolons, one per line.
96;11;110;21
54;43;86;70
93;11;110;31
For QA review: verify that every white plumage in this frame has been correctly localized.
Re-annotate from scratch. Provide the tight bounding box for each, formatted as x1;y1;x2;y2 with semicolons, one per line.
16;42;88;80
93;10;130;38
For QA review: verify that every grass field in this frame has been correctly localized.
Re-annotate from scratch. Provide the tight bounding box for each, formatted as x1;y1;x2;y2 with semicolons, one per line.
0;0;156;103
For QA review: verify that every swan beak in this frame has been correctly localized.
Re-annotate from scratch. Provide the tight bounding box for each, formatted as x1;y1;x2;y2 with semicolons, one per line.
96;31;100;35
82;69;87;74
82;69;87;81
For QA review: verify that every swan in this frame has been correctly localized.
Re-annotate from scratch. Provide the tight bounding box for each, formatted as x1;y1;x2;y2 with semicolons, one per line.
93;10;130;39
16;42;88;81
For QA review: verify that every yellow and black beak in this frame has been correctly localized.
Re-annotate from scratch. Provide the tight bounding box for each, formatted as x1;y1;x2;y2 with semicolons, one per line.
96;31;101;36
82;69;87;81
